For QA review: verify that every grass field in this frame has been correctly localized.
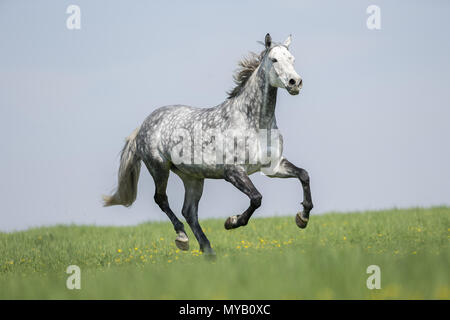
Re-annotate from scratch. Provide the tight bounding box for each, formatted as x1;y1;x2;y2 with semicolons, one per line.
0;207;448;299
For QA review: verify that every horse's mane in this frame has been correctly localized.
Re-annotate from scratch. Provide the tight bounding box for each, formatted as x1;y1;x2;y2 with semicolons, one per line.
227;49;266;99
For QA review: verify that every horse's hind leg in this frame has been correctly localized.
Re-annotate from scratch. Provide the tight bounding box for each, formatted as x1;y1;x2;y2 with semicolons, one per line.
179;175;214;256
143;159;189;250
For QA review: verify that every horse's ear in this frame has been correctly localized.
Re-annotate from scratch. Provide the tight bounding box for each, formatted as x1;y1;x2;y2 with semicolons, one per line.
265;33;272;49
284;34;292;48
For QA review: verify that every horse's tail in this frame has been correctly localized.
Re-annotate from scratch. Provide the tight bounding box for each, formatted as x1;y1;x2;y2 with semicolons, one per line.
103;127;142;207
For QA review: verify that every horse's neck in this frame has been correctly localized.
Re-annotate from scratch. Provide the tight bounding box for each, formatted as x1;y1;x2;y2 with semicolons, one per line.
230;66;278;129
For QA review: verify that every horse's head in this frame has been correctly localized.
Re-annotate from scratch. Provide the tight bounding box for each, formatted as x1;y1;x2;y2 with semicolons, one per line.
263;33;302;95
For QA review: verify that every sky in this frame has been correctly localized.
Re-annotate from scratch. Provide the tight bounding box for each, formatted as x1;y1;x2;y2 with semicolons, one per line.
1;0;449;231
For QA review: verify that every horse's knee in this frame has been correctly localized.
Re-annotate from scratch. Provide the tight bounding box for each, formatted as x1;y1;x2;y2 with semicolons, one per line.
299;169;310;184
251;193;262;208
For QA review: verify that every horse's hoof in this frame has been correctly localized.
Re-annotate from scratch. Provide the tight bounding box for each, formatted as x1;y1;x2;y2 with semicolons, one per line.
175;232;189;251
224;215;239;230
203;248;216;260
295;212;309;229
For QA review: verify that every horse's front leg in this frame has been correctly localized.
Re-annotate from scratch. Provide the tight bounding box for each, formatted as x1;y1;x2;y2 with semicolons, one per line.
267;157;313;228
224;167;262;230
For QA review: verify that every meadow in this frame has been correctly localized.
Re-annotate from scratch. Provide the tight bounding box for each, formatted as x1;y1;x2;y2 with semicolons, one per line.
0;207;448;299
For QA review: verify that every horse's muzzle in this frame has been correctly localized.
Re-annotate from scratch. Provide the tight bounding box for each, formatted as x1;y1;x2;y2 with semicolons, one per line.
287;86;300;95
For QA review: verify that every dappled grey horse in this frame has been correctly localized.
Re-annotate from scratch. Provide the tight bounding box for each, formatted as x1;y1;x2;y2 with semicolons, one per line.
103;34;313;255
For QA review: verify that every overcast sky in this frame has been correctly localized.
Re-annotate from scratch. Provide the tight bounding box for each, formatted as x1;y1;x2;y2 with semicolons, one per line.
1;0;449;231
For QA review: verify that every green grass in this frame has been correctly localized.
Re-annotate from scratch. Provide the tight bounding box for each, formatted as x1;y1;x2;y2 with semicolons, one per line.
0;207;448;299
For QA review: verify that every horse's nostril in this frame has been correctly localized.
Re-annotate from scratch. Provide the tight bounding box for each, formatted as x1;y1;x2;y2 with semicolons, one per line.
299;79;303;86
289;79;296;86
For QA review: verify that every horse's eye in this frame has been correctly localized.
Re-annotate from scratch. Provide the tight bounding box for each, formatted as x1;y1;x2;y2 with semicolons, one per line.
271;58;277;63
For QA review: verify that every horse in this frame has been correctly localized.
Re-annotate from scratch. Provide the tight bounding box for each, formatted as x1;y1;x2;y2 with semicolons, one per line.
103;34;313;256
